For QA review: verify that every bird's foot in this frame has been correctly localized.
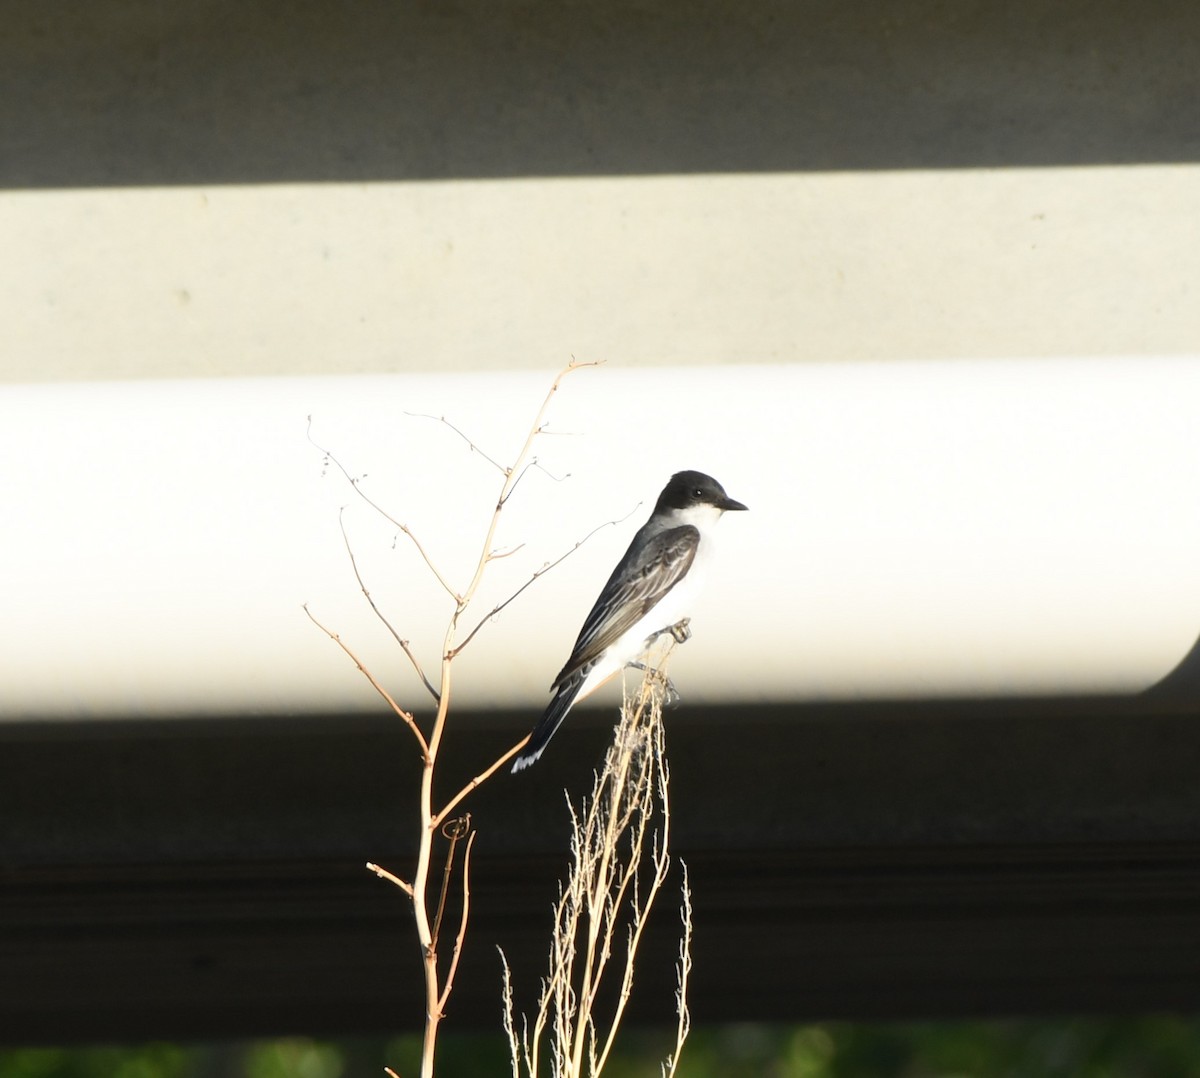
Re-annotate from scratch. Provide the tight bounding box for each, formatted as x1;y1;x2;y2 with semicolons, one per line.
627;662;681;706
668;617;692;644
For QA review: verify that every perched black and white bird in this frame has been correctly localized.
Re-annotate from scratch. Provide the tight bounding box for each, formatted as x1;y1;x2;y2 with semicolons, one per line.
511;470;747;772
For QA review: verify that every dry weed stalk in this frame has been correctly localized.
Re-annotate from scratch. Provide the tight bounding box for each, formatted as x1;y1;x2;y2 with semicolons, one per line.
306;361;605;1077
501;654;694;1077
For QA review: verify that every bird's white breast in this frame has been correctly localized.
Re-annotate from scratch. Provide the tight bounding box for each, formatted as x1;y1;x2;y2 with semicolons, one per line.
576;525;716;697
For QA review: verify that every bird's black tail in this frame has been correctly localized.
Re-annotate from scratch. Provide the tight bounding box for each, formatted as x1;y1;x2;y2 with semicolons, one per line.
511;675;583;772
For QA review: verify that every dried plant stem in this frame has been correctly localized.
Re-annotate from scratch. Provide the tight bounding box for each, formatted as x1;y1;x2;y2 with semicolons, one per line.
504;655;693;1077
436;829;477;1016
572;698;647;1076
310;360;614;1076
366;861;414;897
301;604;428;756
338;507;440;704
500;952;522;1078
451;509;637;659
661;864;692;1078
433;737;531;830
410;361;598;1075
306;416;461;601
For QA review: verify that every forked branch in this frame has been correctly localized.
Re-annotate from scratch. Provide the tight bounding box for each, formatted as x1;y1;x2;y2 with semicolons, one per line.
306;417;461;601
403;411;508;475
301;603;429;757
309;360;608;1078
450;507;640;660
338;508;440;705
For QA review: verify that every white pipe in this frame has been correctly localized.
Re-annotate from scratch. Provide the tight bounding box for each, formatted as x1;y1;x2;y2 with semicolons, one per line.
2;359;1198;719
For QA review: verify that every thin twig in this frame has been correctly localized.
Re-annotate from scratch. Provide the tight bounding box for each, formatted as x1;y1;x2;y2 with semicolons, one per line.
436;829;478;1015
500;950;522;1078
431;815;472;953
662;862;693;1078
501;452;549;505
404;411;508;475
450;360;603;628
595;686;661;1041
302;604;430;758
432;735;531;828
338;508;441;705
411;360;601;1077
488;543;527;561
596;799;669;1071
366;861;415;898
450;507;639;659
307;417;461;601
314;362;604;1078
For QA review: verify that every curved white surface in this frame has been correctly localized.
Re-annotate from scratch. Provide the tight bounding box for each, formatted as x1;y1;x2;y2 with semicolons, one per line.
2;359;1199;719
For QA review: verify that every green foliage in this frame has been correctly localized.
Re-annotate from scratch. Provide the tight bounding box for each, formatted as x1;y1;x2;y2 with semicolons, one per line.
243;1041;344;1078
6;1020;1200;1078
649;1019;1200;1078
0;1045;187;1078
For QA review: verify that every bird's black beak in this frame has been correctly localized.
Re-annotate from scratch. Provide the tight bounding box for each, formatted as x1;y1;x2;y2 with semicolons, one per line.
720;496;748;512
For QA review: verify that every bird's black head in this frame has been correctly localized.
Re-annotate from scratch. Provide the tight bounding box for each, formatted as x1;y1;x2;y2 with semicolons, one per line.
655;470;748;514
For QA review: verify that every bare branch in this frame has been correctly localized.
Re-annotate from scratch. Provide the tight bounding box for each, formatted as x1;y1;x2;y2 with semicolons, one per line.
306;417;460;601
431;814;472;956
302;604;430;758
502;453;554;505
454;360;602;598
410;362;602;1076
436;829;478;1015
529;460;571;482
488;543;527;561
315;363;604;1077
367;861;415;898
432;735;532;828
338;508;441;706
403;411;508;475
450;506;639;659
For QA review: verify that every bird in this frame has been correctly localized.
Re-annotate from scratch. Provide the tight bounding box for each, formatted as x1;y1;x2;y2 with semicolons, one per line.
511;470;747;772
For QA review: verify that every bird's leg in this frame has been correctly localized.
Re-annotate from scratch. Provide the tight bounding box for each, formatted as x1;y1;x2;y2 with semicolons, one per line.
627;619;691;706
641;617;691;650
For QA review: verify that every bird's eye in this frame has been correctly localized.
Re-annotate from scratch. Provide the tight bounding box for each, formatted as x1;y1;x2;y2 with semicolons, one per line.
692;488;703;497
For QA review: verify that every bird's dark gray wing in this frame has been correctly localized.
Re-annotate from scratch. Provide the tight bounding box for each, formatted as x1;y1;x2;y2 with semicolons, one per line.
552;524;699;688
